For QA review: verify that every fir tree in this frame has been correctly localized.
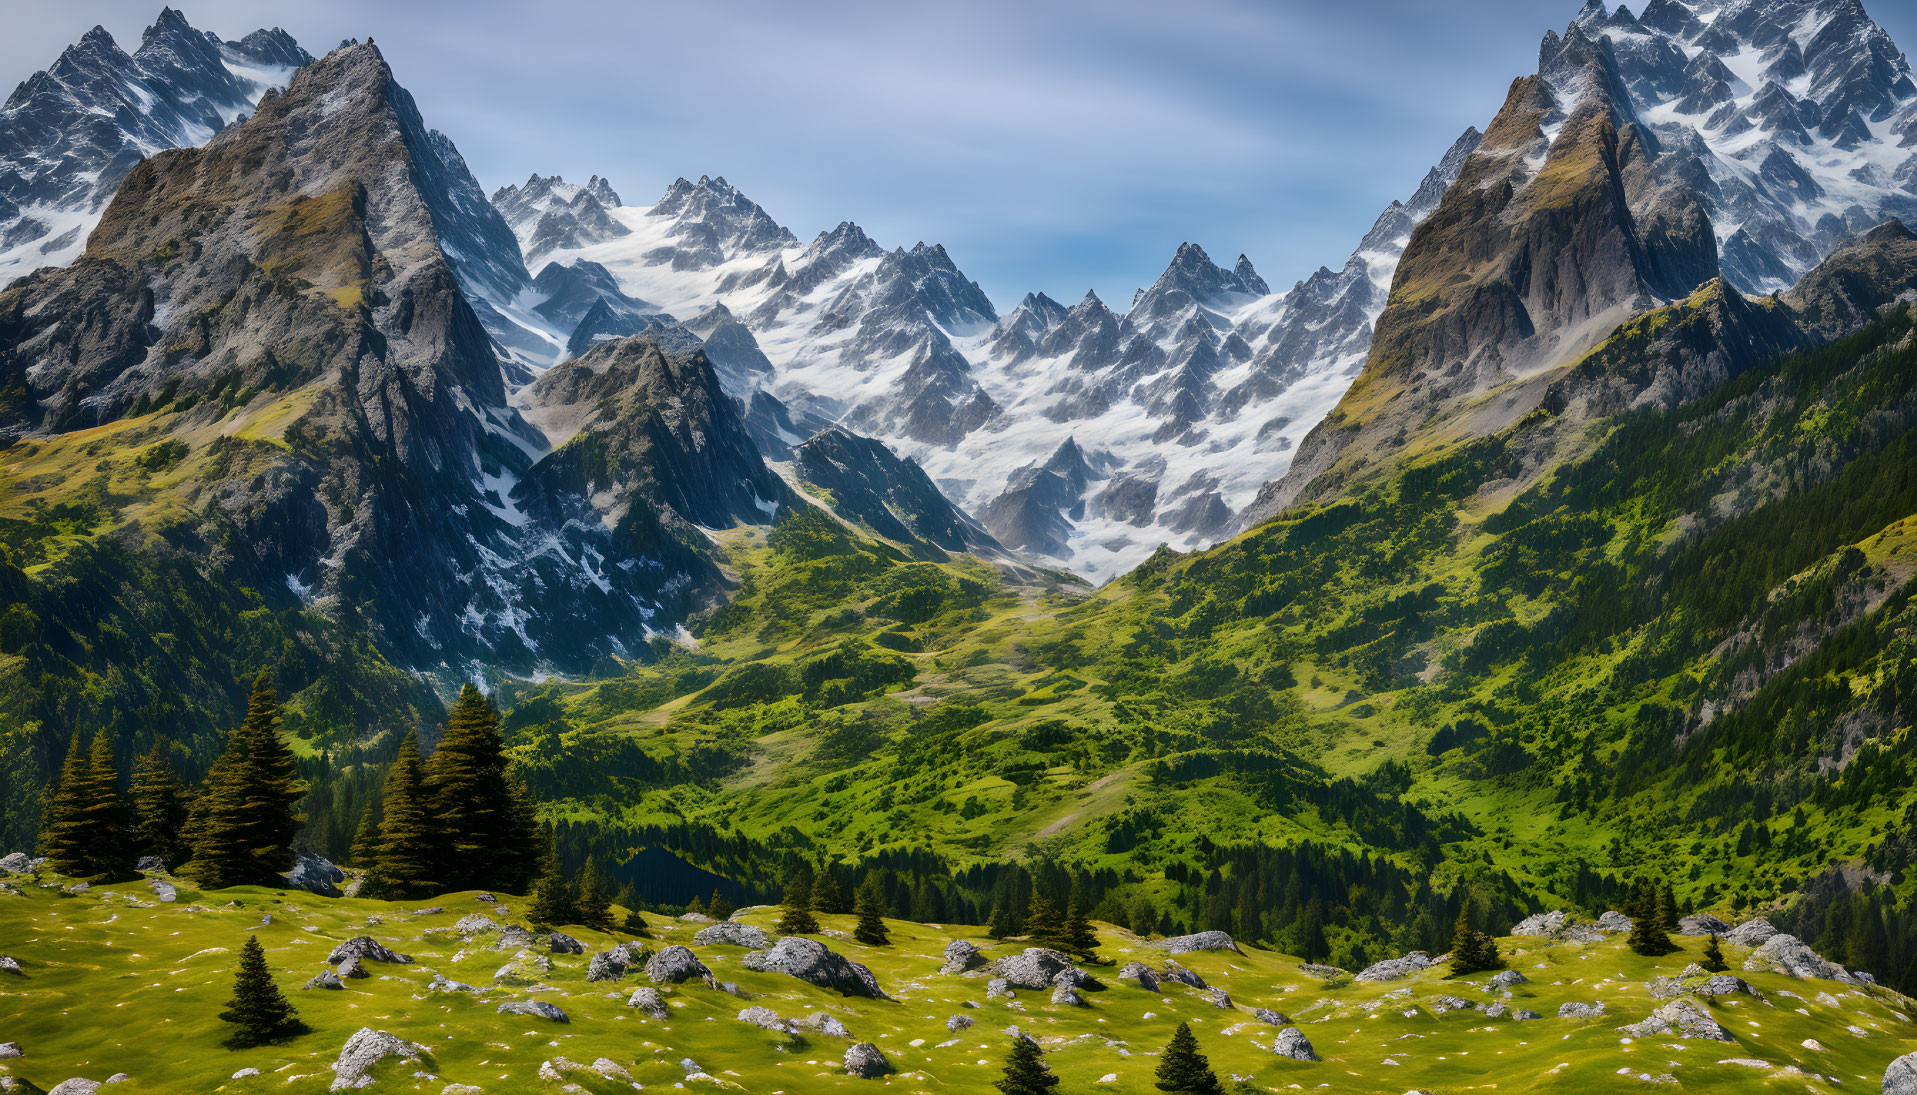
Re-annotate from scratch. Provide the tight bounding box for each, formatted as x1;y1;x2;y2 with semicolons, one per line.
362;733;436;900
39;732;131;880
1064;898;1098;958
1701;932;1728;972
1022;893;1066;949
425;683;540;892
686;893;708;916
190;673;304;889
995;1035;1058;1095
219;935;306;1047
708;888;736;920
1448;902;1504;973
527;831;577;927
986;898;1015;939
346;803;380;869
1627;881;1679;957
777;869;821;935
1154;1022;1222;1095
617;884;651;937
854;881;890;946
812;866;846;914
1656;883;1680;931
129;741;190;870
578;860;615;930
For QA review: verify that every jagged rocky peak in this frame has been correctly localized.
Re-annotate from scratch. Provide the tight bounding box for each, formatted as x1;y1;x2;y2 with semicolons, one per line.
531;257;650;331
793;427;1003;559
873;241;998;331
0;6;310;279
647;174;798;260
987;291;1072;361
491;171;629;260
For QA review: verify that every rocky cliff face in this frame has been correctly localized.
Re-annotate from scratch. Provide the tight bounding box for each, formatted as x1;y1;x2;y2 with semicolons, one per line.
793;427;1002;560
1245;0;1917;524
0;8;310;284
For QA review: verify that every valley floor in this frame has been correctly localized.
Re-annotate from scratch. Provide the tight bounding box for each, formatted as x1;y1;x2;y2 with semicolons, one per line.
1;872;1912;1093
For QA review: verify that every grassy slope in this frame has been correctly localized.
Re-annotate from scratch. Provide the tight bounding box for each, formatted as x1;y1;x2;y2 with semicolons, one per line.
2;874;1912;1094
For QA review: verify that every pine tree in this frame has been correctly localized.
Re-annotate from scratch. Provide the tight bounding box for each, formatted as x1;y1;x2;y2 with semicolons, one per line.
1065;898;1098;958
812;866;846;914
1701;932;1728;972
130;741;190;870
527;831;577;927
854;881;890;946
425;683;540;892
986;898;1015;939
708;888;736;920
39;732;132;880
1657;883;1680;931
578;860;614;930
1153;1022;1222;1095
1448;903;1504;973
1627;881;1679;957
362;733;436;900
777;869;821;935
1022;893;1066;949
995;1035;1059;1095
190;673;304;889
686;893;708;916
346;804;380;869
219;935;306;1047
616;884;651;937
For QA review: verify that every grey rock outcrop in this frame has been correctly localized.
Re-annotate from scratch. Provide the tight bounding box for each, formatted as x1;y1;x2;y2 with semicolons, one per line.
305;970;344;990
1051;986;1084;1007
992;948;1084;990
1558;1001;1607;1019
1724;918;1778;947
940;939;987;974
1355;952;1436;982
1157;931;1243;955
1619;998;1732;1041
1886;1051;1917;1095
627;987;668;1018
843;1043;892;1078
947;1014;975;1032
0;853;30;874
452;914;497;936
794;1012;851;1037
286;852;345;898
1678;914;1733;937
334;955;367;980
1252;1008;1291;1026
547;931;584;955
330;1028;424;1091
1744;934;1858;984
1489;969;1529;989
1595;911;1632;933
1118;962;1161;992
694;922;771;949
737;1006;795;1034
327;937;410;965
1430;995;1475;1014
1273;1027;1319;1061
742;937;884;998
491;950;550;987
496;999;568;1022
427;973;481;995
646;945;711;984
1510;911;1567;937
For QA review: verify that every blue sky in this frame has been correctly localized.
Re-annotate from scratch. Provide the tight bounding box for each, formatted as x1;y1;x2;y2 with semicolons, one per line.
6;1;1916;309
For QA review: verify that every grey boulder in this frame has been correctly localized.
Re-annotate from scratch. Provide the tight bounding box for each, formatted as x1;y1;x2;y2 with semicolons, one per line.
1558;1001;1607;1018
286;852;345;898
627;987;669;1018
1509;912;1567;937
1886;1051;1917;1095
1355;952;1436;982
134;856;165;873
844;1043;892;1078
1678;914;1733;937
1252;1008;1291;1026
940;938;987;973
1594;910;1633;933
1273;1027;1319;1061
452;914;498;936
327;937;411;965
1489;969;1529;989
743;936;885;998
1157;931;1242;954
1743;933;1858;984
646;945;712;984
0;853;29;874
1619;999;1731;1041
993;947;1082;990
427;973;482;994
1052;986;1084;1007
1724;918;1778;947
330;1028;424;1091
737;1005;795;1033
497;999;568;1022
694;921;771;949
547;931;585;955
947;1014;975;1032
305;970;345;990
1118;962;1161;991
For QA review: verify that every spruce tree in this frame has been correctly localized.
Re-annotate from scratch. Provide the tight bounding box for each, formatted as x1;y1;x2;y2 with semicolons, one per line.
40;732;131;880
346;804;380;869
986;898;1015;939
219;935;306;1047
1701;932;1728;972
1154;1022;1222;1095
854;882;890;946
708;888;736;920
190;673;304;889
1065;898;1098;958
425;683;540;892
1657;883;1680;931
686;893;708;916
1022;893;1066;949
527;831;577;927
362;733;436;900
1448;903;1504;973
578;860;614;930
812;866;846;914
617;884;651;937
996;1035;1058;1095
1627;883;1679;957
130;741;190;870
777;870;821;935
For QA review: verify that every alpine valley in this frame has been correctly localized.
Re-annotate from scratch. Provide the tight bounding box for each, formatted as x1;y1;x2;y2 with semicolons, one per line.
8;1;1917;1092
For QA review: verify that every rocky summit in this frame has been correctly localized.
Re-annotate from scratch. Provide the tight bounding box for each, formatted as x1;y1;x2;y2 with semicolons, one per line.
6;1;1917;1093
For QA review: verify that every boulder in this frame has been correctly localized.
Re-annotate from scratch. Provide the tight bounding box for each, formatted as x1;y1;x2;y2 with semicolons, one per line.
1886;1051;1917;1095
1484;1002;1509;1019
794;1012;851;1037
940;938;987;974
452;915;498;936
0;956;21;974
586;948;631;983
327;937;411;965
1724;918;1778;947
1355;952;1436;983
738;1005;795;1033
1429;995;1475;1014
1510;911;1567;937
1157;931;1243;955
474;892;497;903
1252;1008;1291;1026
1297;963;1347;980
627;987;669;1018
1052;965;1101;991
646;945;712;984
1052;986;1084;1007
286;852;346;898
993;947;1080;990
1595;911;1633;933
330;1028;424;1091
1678;913;1733;937
947;1014;975;1032
1489;969;1528;989
1207;988;1232;1009
1161;961;1207;989
494;925;535;950
0;1042;19;1058
0;852;30;874
335;955;367;980
1558;1001;1607;1019
1514;1008;1542;1020
986;977;1015;1000
843;1043;892;1079
306;970;345;990
147;879;176;903
47;1081;102;1095
1273;1027;1319;1061
1743;933;1858;984
427;973;481;994
134;856;164;873
742;936;885;997
491;949;551;986
547;931;585;955
694;921;771;949
1118;962;1161;991
1699;975;1760;997
497;999;568;1023
232;1069;259;1079
1619;998;1732;1041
